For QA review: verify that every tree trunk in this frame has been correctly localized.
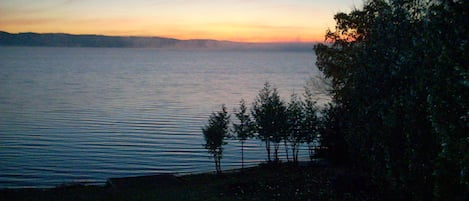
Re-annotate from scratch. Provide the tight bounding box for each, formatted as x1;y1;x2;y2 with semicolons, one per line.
294;144;300;163
217;155;222;174
265;140;271;162
284;139;290;162
274;143;280;162
214;155;219;173
308;143;314;161
292;144;297;163
241;140;245;169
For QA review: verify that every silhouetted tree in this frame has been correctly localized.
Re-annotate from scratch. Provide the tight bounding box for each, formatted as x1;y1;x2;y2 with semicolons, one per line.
232;99;255;169
314;0;468;200
286;92;305;163
202;105;230;174
252;82;287;162
316;103;348;164
302;86;320;161
271;90;288;162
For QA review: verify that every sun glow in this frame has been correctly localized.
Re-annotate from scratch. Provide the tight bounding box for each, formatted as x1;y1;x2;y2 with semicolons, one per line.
0;0;359;43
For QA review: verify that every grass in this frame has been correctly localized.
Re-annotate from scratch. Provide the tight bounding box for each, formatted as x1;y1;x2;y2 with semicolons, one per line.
0;161;382;201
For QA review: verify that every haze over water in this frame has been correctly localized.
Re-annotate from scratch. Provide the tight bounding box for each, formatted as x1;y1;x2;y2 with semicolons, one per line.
0;47;329;188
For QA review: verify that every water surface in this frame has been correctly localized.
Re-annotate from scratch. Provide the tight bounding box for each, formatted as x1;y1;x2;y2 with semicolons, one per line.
0;47;328;188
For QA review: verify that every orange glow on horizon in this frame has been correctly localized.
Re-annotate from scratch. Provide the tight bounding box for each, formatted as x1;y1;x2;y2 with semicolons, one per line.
0;0;357;43
0;24;325;43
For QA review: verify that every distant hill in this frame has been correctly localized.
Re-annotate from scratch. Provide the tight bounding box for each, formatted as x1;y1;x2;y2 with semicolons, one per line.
0;31;313;50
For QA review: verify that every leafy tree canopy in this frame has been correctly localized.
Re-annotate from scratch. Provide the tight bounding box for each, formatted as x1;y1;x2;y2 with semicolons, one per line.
314;0;468;200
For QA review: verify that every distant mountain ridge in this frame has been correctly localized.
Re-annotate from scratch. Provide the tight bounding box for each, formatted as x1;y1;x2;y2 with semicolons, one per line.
0;31;313;50
0;31;231;48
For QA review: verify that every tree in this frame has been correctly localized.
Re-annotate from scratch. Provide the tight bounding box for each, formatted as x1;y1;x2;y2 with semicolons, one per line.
423;1;469;199
232;99;255;169
316;103;349;164
252;82;287;162
270;88;287;162
286;92;305;163
303;86;320;161
314;0;468;200
202;105;230;174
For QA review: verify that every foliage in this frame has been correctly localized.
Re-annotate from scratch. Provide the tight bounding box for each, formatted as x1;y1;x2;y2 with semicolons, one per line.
316;103;349;165
303;85;321;161
314;0;468;200
232;99;255;169
286;92;306;163
251;82;287;162
202;105;230;173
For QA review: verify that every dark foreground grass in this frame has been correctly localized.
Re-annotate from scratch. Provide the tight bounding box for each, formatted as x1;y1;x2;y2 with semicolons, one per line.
0;162;383;201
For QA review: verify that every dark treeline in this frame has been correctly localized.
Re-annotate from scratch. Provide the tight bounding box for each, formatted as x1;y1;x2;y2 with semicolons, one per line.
203;82;322;174
314;0;468;200
203;0;467;200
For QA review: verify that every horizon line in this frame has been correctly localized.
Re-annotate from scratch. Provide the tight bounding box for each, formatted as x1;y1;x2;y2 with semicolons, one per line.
0;30;321;44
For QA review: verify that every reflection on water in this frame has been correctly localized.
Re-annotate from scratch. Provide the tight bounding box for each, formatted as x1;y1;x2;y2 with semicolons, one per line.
0;47;330;188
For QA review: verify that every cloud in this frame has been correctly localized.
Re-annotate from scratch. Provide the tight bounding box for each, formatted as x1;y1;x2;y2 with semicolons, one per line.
0;0;344;42
212;23;308;31
62;0;77;4
0;18;57;26
61;0;99;6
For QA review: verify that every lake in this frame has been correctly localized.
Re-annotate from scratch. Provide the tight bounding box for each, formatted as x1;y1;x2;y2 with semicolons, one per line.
0;47;329;188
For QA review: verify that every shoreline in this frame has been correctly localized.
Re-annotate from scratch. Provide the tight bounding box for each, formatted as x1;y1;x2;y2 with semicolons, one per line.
0;160;320;190
2;160;368;201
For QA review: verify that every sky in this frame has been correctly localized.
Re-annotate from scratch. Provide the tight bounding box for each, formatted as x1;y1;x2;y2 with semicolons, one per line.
0;0;360;43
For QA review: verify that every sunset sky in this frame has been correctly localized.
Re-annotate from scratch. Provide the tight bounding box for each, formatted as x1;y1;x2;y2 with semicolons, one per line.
0;0;360;43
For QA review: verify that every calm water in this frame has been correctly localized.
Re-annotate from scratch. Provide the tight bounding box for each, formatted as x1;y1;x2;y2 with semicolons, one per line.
0;47;329;188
